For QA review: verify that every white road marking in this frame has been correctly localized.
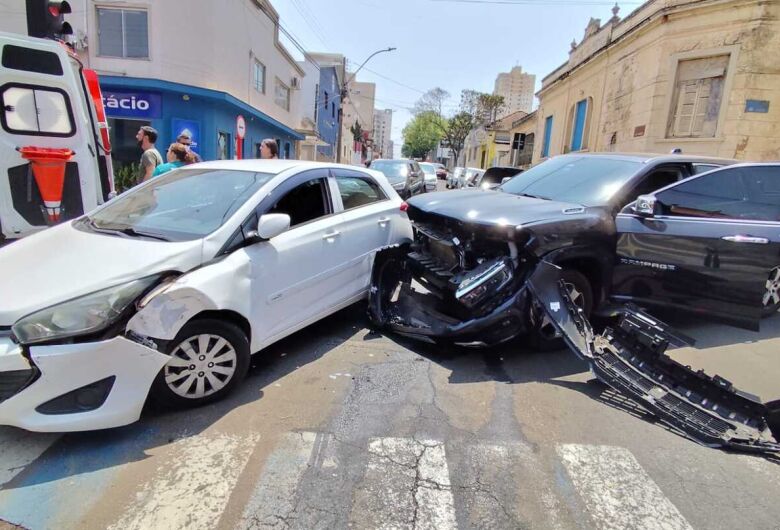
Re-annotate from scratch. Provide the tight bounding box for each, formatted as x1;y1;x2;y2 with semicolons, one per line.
239;431;318;529
108;433;259;530
0;428;59;487
351;437;456;530
558;444;693;530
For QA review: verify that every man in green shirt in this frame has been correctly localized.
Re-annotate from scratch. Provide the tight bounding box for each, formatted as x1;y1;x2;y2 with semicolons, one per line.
135;126;163;184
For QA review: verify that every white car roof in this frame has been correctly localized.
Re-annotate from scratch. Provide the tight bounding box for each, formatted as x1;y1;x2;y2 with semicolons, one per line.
186;159;359;173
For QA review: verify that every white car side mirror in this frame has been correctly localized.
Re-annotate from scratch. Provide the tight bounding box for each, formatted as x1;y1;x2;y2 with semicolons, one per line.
256;213;291;240
632;194;657;217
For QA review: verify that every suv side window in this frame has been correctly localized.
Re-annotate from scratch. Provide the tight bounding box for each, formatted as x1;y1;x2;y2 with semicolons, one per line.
621;165;688;209
336;174;387;210
267;178;331;227
691;163;721;175
655;167;769;220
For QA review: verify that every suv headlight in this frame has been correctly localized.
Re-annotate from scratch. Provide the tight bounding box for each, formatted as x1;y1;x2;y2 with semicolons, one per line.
12;276;160;345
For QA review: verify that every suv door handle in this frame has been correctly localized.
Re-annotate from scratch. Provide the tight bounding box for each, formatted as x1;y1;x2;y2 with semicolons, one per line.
722;235;769;244
322;230;341;240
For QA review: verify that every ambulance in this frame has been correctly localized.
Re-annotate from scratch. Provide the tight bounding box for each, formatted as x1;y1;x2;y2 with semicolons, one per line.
0;31;114;244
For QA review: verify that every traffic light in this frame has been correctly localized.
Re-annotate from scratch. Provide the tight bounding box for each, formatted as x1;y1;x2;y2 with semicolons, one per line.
26;0;73;40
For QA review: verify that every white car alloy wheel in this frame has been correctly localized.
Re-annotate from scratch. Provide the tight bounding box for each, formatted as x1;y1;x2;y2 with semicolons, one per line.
762;266;780;315
165;334;238;399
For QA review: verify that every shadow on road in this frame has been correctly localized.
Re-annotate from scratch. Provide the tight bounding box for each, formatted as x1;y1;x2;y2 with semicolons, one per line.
0;304;365;491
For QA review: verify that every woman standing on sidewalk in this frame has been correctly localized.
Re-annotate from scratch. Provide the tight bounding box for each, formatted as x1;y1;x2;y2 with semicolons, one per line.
153;143;197;177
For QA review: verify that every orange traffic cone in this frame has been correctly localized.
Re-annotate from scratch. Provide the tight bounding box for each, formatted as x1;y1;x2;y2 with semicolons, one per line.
18;147;74;224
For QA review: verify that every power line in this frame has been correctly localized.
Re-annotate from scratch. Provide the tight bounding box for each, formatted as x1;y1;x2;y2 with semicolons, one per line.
288;0;330;49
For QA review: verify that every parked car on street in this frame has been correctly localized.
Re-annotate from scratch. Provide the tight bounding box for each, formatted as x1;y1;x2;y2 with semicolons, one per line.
419;162;439;192
434;163;448;180
0;160;412;432
367;153;778;348
446;167;464;189
474;166;523;190
462;167;484;188
370;159;426;199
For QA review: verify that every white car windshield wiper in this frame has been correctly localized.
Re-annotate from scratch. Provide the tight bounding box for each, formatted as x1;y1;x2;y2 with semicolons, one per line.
88;219;170;241
515;192;552;201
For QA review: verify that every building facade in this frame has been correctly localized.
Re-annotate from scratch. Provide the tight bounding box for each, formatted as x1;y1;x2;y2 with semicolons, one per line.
0;0;306;164
534;0;780;163
508;111;537;168
373;109;393;158
494;66;536;117
308;53;345;162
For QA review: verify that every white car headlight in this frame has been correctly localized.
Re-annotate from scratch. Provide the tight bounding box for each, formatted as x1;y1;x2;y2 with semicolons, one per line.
12;276;160;344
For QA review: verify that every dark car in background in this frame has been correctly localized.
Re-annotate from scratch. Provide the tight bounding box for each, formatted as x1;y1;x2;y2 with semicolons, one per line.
473;166;524;190
369;159;426;199
366;153;780;347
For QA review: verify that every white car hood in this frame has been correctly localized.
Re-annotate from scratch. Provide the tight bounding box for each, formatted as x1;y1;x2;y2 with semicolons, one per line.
0;222;204;325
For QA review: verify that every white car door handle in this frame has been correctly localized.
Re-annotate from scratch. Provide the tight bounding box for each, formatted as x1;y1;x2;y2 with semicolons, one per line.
322;230;341;240
377;217;390;226
721;235;769;244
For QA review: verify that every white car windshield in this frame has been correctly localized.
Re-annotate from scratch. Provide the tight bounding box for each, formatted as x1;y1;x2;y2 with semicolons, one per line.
419;163;436;174
88;168;275;241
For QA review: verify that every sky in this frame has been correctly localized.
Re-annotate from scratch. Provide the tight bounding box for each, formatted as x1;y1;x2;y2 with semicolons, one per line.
273;0;643;156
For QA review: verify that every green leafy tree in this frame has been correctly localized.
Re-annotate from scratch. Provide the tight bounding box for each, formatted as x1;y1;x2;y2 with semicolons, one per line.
401;111;442;159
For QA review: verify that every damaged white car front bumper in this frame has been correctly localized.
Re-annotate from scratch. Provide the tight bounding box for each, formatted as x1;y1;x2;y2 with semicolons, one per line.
0;335;169;432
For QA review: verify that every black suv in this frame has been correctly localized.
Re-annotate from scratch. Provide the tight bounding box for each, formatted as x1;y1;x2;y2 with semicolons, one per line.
368;154;780;345
369;159;426;199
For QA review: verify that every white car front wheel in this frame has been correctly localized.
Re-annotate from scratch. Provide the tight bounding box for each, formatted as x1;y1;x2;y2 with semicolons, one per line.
151;319;250;408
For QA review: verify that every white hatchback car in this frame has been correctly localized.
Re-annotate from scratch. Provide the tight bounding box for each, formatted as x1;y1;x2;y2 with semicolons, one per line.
0;160;412;432
418;162;438;192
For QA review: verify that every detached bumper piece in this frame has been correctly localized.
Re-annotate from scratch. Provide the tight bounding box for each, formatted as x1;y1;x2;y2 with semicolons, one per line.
528;261;780;454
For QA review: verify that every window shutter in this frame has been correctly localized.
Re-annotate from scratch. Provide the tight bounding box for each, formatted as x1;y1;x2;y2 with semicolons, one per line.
124;10;149;58
97;8;123;57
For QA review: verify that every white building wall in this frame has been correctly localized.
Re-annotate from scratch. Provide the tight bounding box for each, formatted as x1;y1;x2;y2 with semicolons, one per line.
0;0;305;130
373;109;393;158
494;66;536;116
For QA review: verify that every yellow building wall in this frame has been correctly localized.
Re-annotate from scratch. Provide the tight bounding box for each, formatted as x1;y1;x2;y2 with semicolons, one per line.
534;0;780;163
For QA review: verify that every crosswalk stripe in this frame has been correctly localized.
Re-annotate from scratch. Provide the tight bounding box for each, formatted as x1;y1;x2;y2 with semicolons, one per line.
557;444;693;530
239;431;318;529
108;433;259;530
0;428;59;487
351;437;457;530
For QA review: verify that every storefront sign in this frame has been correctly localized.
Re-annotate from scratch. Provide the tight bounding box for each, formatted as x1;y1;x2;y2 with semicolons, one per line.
172;118;201;153
102;90;162;119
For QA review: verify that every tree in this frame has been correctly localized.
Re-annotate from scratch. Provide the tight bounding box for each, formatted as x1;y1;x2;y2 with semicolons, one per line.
477;93;506;124
401;112;441;159
412;88;482;167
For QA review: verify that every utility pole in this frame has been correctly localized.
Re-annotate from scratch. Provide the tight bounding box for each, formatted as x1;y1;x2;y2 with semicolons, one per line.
336;47;395;164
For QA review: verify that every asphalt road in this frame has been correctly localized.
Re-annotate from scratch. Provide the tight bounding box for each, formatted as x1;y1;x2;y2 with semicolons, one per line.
1;180;779;530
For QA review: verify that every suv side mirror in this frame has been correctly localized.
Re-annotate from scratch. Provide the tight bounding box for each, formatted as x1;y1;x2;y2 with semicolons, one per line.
632;194;657;217
251;213;291;241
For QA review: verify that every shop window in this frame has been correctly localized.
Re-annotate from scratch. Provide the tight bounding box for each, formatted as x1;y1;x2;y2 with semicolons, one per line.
97;7;149;59
667;55;729;139
284;142;291;159
217;131;231;160
0;84;75;137
253;60;266;93
331;102;335;119
274;78;290;111
541;115;553;158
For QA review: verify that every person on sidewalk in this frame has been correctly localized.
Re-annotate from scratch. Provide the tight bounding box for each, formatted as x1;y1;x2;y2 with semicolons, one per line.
135;126;163;184
152;143;197;177
176;131;203;163
260;138;279;159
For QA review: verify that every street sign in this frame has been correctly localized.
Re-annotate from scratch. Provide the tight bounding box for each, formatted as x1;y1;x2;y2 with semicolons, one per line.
236;115;246;140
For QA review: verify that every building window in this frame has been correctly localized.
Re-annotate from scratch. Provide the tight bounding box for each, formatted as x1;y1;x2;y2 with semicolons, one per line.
274;78;290;111
667;55;729;139
324;91;329;109
542;115;553;158
97;8;149;59
570;99;588;151
314;83;319;124
253;60;266;93
331;102;335;119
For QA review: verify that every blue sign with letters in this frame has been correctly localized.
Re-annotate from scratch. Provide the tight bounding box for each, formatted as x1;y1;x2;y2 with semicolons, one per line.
102;90;162;119
171;118;201;153
745;99;770;113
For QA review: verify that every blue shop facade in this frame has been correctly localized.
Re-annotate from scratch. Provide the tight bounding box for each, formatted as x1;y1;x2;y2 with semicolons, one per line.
100;76;303;167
